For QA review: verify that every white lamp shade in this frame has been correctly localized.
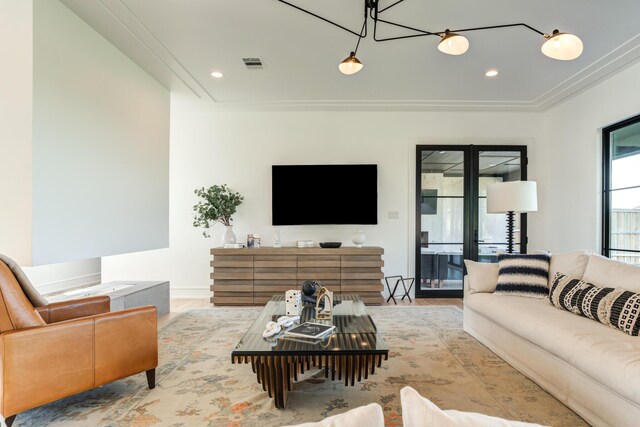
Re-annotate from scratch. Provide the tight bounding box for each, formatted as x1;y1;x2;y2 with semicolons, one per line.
438;33;469;55
486;181;538;213
541;32;583;60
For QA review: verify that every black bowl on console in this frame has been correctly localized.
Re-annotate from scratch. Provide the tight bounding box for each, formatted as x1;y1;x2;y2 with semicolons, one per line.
319;242;342;248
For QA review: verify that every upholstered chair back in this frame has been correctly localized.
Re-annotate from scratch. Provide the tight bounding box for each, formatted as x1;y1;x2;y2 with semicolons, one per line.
0;260;46;332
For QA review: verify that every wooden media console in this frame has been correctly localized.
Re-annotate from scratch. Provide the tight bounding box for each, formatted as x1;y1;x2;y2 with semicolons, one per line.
210;246;384;305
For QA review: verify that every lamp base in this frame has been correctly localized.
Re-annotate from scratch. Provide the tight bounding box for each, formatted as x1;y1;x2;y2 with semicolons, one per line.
506;211;515;254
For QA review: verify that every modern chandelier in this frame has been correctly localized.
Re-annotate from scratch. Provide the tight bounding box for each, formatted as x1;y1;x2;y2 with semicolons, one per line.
276;0;584;75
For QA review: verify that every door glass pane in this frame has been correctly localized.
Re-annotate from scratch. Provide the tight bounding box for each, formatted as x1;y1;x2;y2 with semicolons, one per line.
419;149;464;293
609;188;640;251
611;121;640;190
477;150;523;260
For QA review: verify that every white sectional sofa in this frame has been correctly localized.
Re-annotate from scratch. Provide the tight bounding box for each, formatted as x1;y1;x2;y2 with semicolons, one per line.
463;253;640;427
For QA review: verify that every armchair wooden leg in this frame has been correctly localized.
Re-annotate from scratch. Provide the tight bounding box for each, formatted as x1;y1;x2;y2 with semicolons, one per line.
5;414;16;427
146;368;156;389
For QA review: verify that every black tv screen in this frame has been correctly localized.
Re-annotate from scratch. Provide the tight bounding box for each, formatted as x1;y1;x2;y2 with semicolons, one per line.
272;164;378;225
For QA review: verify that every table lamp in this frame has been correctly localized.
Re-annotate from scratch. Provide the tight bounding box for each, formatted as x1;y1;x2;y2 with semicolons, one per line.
486;181;538;254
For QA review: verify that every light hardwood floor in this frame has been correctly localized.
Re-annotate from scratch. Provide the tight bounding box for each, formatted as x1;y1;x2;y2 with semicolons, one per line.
158;297;463;328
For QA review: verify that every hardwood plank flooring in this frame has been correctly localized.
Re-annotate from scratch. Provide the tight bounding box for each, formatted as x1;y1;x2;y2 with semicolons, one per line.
159;297;463;327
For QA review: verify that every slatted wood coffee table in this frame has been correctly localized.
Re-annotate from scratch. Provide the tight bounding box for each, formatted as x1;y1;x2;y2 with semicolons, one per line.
231;294;389;408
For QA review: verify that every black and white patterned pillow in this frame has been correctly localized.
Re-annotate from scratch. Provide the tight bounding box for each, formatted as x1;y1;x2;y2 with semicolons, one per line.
549;272;590;313
495;253;550;298
549;272;640;336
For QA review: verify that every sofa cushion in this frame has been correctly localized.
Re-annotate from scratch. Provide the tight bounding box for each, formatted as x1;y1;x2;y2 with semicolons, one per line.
283;403;384;427
465;293;640;404
548;251;589;288
583;254;640;293
400;386;547;427
495;254;550;298
464;260;499;293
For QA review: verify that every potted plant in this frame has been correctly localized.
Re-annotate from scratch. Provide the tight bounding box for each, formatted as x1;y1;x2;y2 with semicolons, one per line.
193;184;244;243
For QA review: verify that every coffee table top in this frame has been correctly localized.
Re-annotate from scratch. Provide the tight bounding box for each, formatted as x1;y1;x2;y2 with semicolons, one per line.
232;294;388;356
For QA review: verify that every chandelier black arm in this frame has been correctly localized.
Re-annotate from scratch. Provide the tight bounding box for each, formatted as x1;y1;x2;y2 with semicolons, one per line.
378;0;406;14
276;0;547;41
446;23;546;36
275;0;362;37
372;12;437;42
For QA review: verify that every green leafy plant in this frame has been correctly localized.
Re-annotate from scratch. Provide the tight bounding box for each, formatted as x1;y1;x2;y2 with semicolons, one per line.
193;184;244;237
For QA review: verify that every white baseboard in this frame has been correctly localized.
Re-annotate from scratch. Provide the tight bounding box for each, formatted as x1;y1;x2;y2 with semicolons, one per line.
37;273;102;296
170;287;210;299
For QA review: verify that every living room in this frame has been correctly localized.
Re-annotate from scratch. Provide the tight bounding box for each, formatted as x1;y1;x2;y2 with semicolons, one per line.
1;0;639;426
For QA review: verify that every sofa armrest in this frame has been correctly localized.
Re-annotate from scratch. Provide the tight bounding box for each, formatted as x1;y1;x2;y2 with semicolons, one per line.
36;295;111;323
0;306;157;417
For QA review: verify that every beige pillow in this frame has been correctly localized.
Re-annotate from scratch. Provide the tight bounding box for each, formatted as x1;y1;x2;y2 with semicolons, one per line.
583;254;640;293
283;403;384;427
401;386;547;427
464;260;499;293
548;251;589;288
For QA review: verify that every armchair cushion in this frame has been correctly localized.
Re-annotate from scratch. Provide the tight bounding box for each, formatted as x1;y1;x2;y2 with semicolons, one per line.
0;261;45;332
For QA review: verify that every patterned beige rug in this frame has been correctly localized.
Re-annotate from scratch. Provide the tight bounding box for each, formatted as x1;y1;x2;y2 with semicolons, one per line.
15;307;586;427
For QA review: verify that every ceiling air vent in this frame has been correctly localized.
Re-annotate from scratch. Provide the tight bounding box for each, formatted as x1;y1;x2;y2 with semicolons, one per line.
242;57;264;70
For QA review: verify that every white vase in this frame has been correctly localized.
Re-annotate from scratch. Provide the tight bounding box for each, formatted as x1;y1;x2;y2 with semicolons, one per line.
222;225;236;245
352;229;366;247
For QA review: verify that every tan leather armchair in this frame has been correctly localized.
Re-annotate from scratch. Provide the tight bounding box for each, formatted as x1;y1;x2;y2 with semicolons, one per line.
0;256;158;426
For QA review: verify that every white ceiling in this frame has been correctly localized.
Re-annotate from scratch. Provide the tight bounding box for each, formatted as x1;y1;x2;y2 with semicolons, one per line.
61;0;640;111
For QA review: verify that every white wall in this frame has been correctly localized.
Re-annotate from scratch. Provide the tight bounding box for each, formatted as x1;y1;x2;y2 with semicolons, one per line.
1;0;170;294
31;0;170;266
0;0;33;265
530;59;640;253
104;101;543;298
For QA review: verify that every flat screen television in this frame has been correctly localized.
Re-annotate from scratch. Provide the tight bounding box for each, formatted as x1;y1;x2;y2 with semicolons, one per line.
272;164;378;225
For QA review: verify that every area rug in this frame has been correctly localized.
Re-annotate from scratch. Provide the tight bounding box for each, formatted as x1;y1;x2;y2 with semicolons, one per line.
15;307;586;427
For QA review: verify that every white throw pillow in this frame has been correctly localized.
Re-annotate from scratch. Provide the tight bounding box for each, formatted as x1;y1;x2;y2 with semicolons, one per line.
464;260;499;293
582;254;640;293
400;386;547;427
283;403;385;427
548;251;590;288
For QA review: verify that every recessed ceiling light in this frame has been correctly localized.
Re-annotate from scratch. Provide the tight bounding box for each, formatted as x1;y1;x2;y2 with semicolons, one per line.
439;151;446;154
485;69;499;77
210;71;224;78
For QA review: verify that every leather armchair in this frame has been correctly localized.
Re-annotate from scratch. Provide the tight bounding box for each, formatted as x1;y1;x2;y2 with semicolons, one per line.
0;257;158;427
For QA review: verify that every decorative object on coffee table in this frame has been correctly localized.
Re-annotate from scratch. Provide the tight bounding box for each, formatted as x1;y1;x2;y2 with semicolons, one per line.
315;287;333;320
192;184;244;243
285;290;302;315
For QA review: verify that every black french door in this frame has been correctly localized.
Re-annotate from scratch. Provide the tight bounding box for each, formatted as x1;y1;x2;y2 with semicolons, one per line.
415;145;528;298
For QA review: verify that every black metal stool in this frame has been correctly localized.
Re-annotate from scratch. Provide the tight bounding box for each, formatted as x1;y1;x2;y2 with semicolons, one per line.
384;275;415;304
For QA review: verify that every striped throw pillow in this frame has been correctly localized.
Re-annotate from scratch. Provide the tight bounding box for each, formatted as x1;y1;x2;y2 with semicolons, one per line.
495;253;550;298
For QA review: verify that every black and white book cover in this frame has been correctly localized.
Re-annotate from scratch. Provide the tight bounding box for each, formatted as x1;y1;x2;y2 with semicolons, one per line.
284;322;335;339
